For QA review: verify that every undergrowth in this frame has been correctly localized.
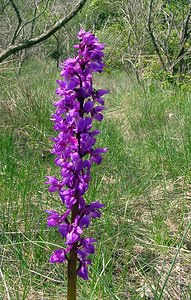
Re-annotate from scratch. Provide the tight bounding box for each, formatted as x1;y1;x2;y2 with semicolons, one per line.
0;61;190;299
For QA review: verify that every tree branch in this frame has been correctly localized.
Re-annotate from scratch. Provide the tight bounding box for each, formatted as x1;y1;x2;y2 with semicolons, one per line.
175;4;191;61
0;0;10;13
9;0;22;44
0;0;88;63
147;0;167;71
171;3;191;73
170;48;191;71
17;0;50;39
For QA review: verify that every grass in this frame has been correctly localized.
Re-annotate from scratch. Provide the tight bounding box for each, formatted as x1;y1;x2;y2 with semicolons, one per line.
0;60;191;299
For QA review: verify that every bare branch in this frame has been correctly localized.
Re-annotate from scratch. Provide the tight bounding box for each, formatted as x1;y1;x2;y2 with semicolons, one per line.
172;3;191;73
170;48;191;72
151;9;174;67
17;0;50;39
29;3;38;39
9;0;22;44
0;0;10;13
0;0;87;63
163;10;174;50
147;0;167;71
180;3;191;45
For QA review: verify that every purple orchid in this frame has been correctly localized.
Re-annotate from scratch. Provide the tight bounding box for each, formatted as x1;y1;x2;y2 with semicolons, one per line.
45;29;109;282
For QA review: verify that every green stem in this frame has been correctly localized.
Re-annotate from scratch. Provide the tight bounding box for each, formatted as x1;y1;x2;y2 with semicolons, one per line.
67;94;83;300
67;245;77;300
67;201;79;300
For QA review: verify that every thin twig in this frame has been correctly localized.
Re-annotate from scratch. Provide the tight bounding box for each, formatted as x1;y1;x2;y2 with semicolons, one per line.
17;0;50;38
29;269;64;283
9;0;22;44
147;0;167;71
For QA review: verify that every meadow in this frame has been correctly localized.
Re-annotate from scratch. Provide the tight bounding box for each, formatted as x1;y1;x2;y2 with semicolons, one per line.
0;60;191;299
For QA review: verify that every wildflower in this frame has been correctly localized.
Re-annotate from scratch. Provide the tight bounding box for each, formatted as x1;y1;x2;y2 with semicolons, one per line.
45;29;109;281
